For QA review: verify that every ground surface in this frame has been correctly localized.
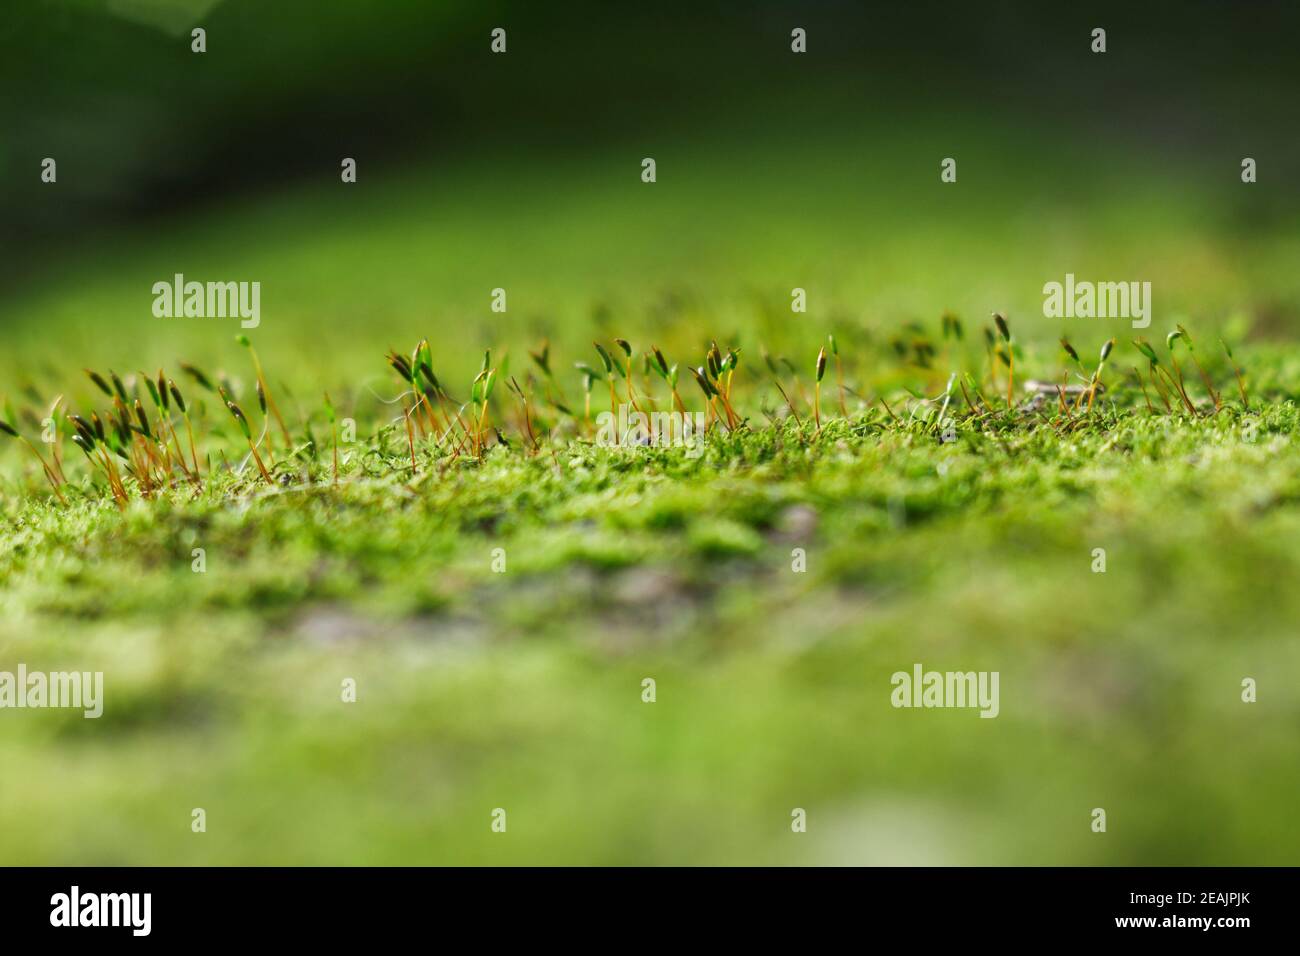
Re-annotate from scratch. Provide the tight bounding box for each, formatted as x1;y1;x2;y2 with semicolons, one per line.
3;390;1299;864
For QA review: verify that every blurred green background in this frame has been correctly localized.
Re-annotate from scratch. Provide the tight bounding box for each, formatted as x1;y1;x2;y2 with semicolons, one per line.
2;1;1299;865
4;0;1300;386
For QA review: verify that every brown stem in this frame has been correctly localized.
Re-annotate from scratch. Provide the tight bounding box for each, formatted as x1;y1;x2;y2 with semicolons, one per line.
249;348;293;451
247;438;273;484
403;405;418;473
835;356;848;415
19;436;66;504
183;414;202;485
1189;354;1221;408
1232;365;1250;409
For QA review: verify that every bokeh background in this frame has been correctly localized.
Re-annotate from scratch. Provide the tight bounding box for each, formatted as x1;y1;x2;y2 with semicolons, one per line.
2;1;1300;865
4;0;1300;381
